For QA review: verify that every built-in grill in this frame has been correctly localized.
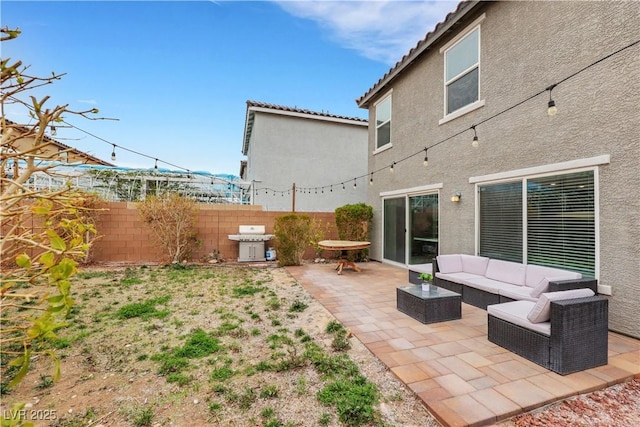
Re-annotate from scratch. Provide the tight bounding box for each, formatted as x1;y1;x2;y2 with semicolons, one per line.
228;225;274;262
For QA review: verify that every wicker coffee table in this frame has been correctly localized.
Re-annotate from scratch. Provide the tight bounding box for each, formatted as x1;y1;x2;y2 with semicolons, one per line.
396;285;461;324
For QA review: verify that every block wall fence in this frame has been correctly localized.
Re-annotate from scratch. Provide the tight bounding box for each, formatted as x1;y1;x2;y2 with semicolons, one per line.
90;202;339;264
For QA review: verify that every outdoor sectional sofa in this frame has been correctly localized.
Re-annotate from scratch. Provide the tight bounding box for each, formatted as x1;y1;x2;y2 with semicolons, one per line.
409;254;608;374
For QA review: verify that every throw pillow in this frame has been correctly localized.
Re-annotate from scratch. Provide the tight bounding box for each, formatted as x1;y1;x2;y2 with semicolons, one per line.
529;275;568;298
527;288;595;323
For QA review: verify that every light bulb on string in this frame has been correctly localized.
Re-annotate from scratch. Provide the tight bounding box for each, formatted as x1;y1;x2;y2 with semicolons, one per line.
154;159;158;173
423;148;429;167
111;144;116;161
353;178;357;189
471;126;479;148
51;126;57;136
547;83;558;116
330;185;333;192
342;182;345;191
369;173;374;185
390;162;395;173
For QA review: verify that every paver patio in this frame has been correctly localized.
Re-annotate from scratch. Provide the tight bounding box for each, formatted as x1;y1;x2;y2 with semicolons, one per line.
286;261;640;427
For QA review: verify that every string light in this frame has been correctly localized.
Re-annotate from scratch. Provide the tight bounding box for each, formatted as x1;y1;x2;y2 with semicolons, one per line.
342;182;345;191
423;148;428;167
16;39;633;199
547;84;558;116
471;126;479;148
369;173;374;185
353;178;357;189
50;125;57;136
154;158;158;173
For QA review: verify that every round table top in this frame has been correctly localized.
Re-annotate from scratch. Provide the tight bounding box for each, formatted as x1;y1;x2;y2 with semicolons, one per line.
318;240;371;250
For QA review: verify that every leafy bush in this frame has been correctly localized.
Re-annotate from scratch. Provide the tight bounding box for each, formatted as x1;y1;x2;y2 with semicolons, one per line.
273;214;313;266
334;203;373;262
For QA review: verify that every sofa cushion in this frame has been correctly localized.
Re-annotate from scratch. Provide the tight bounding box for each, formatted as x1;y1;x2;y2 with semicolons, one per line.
527;288;595;323
460;255;490;275
499;285;538;302
437;254;462;273
485;259;526;286
436;272;484;283
525;264;582;288
488;301;551;336
529;276;569;299
463;277;521;295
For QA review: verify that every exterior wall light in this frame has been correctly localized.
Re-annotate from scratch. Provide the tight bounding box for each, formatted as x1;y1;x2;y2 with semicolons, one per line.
451;192;462;203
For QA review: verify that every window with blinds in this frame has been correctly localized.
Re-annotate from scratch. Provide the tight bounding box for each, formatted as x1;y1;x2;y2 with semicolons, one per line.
527;171;595;277
479;181;523;262
478;170;595;277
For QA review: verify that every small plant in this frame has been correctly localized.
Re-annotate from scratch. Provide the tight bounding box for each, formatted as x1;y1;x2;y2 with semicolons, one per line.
260;384;279;398
131;406;154;427
419;272;433;282
36;374;54;390
261;406;276;419
288;300;308;313
331;329;352;352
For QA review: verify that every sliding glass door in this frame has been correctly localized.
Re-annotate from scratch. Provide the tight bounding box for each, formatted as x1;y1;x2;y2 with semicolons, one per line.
409;194;439;264
383;197;406;264
384;193;439;265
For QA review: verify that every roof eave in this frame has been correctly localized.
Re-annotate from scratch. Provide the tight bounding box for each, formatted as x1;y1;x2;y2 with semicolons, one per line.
357;0;481;109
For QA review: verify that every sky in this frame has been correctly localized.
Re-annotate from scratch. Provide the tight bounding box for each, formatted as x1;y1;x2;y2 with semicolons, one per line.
2;0;459;176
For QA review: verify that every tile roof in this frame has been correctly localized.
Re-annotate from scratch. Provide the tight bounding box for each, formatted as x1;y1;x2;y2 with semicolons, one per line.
356;0;479;108
246;100;367;123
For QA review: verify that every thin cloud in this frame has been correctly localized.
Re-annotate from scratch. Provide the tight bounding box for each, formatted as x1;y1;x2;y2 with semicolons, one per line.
273;0;459;65
77;99;99;105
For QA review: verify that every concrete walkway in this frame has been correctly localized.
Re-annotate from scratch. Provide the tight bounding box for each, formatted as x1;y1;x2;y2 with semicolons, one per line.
286;262;640;427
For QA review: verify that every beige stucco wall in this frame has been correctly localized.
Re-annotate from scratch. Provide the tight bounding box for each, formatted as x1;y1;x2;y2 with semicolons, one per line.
363;1;640;337
245;111;368;212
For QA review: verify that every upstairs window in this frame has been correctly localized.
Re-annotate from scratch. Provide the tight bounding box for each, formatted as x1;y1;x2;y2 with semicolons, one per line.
444;27;480;115
375;95;391;150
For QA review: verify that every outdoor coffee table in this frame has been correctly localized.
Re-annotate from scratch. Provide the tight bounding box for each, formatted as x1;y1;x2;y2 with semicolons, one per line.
396;284;461;324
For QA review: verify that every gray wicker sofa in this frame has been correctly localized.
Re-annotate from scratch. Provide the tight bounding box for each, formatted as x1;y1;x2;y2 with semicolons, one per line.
423;254;607;374
487;290;608;374
431;254;598;309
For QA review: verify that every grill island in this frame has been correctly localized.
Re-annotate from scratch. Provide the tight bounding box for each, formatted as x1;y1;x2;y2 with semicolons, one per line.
228;225;274;262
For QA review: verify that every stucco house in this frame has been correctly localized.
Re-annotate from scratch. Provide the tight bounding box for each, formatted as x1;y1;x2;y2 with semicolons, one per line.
357;1;639;338
241;100;368;212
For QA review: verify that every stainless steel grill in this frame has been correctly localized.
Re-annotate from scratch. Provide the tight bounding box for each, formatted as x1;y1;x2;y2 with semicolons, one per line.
228;225;274;262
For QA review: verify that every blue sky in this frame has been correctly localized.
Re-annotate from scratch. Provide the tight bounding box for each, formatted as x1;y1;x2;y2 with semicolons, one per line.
2;0;458;176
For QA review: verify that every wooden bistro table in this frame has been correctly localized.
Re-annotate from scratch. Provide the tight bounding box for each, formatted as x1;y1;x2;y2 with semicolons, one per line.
318;240;371;275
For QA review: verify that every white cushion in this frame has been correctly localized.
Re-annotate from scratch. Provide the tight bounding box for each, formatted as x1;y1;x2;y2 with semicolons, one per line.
460;255;490;275
410;264;433;274
527;288;595;323
529;275;573;299
499;285;538;302
485;259;527;286
437;254;462;273
435;272;484;283
488;301;551;336
525;264;582;287
463;277;520;294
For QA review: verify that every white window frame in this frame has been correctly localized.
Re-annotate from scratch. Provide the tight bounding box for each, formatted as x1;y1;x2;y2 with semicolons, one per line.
439;13;486;125
374;91;392;153
470;155;610;294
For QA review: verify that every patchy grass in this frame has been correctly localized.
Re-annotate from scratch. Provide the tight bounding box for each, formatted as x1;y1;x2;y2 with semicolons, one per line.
0;265;430;427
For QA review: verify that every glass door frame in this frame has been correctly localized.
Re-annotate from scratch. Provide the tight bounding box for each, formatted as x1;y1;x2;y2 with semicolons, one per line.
381;186;441;267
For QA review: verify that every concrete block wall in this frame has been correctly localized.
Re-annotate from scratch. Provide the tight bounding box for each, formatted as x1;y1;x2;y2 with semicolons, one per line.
91;202;339;264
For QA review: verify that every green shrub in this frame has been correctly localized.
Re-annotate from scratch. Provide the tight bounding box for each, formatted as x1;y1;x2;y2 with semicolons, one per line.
273;214;313;266
334;203;373;262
